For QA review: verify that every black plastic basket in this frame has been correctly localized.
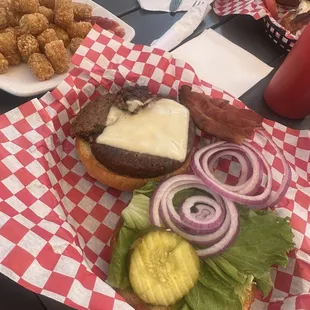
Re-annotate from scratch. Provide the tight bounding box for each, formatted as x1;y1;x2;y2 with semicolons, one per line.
263;15;296;53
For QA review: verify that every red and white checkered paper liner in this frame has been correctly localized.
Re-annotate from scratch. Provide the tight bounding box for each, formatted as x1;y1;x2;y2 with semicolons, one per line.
0;25;310;310
213;0;301;41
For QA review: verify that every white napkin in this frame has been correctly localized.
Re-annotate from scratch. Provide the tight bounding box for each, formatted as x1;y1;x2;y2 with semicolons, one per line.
151;3;211;51
138;0;213;12
172;29;273;98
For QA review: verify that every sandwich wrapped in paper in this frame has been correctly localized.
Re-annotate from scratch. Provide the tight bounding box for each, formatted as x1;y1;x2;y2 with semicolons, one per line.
0;26;309;310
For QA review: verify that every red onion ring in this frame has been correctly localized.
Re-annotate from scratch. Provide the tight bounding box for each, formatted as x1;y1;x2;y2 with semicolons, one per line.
246;130;292;208
161;182;230;245
149;175;239;256
192;131;291;209
197;199;240;258
165;183;225;234
178;196;225;234
208;150;250;186
202;145;263;195
190;204;216;221
192;142;273;208
150;175;204;227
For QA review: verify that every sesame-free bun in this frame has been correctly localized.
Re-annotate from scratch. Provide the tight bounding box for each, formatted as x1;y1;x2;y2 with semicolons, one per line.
76;137;194;192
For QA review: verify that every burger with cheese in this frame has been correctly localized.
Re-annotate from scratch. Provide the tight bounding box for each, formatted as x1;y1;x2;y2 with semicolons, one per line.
71;87;294;310
71;87;195;192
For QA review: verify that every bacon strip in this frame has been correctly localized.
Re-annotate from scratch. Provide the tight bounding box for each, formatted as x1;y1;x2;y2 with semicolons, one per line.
209;97;264;125
187;102;250;144
179;86;263;144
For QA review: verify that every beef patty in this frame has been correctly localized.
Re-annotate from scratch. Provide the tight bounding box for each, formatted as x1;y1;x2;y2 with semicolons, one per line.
71;86;156;140
71;86;195;179
91;119;195;178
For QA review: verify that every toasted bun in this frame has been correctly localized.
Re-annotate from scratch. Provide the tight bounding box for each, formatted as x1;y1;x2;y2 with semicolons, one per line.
110;219;256;310
115;288;255;310
76;137;194;192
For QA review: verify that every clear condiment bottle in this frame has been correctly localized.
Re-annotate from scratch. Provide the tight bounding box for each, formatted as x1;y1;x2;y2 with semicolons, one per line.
264;23;310;119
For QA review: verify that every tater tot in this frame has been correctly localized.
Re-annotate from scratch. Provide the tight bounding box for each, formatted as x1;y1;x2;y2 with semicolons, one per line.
28;52;54;80
6;52;21;65
73;3;92;21
17;34;39;59
38;6;53;22
49;23;69;46
67;21;91;38
45;39;69;73
11;0;39;14
54;0;73;29
4;26;23;38
0;52;9;73
0;1;8;9
39;0;55;9
19;13;48;35
6;10;22;27
0;31;18;55
37;28;57;50
0;8;8;29
69;37;82;54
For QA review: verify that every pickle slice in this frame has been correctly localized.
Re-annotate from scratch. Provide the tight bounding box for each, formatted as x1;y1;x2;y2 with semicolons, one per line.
129;230;200;306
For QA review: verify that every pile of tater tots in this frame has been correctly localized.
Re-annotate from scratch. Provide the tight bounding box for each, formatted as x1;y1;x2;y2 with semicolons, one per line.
0;0;106;81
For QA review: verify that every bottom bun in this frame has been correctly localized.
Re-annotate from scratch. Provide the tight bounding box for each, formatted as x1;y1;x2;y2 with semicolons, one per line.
116;287;255;310
110;219;256;310
76;137;194;192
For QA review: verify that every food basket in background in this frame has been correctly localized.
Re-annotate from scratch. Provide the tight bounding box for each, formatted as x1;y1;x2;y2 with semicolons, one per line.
263;15;296;52
213;0;300;52
0;26;310;310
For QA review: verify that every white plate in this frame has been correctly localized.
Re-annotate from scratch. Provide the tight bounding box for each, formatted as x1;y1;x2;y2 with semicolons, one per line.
0;0;135;97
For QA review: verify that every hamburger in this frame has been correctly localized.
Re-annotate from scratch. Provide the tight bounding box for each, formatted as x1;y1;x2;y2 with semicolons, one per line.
71;87;195;192
71;87;294;309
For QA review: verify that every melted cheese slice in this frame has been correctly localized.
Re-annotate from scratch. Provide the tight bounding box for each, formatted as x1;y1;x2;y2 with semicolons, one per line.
96;99;190;162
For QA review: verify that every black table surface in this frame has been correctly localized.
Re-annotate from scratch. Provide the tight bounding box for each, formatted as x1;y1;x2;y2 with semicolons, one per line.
0;1;310;310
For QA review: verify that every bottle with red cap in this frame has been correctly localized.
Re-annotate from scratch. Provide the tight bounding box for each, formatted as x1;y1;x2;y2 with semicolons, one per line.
264;22;310;120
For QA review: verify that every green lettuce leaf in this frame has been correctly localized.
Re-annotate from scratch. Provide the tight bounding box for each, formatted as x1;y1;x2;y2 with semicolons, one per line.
180;304;194;310
221;206;294;296
106;226;137;290
172;299;193;310
203;257;254;304
186;278;242;310
122;194;151;231
121;182;160;231
133;181;159;197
